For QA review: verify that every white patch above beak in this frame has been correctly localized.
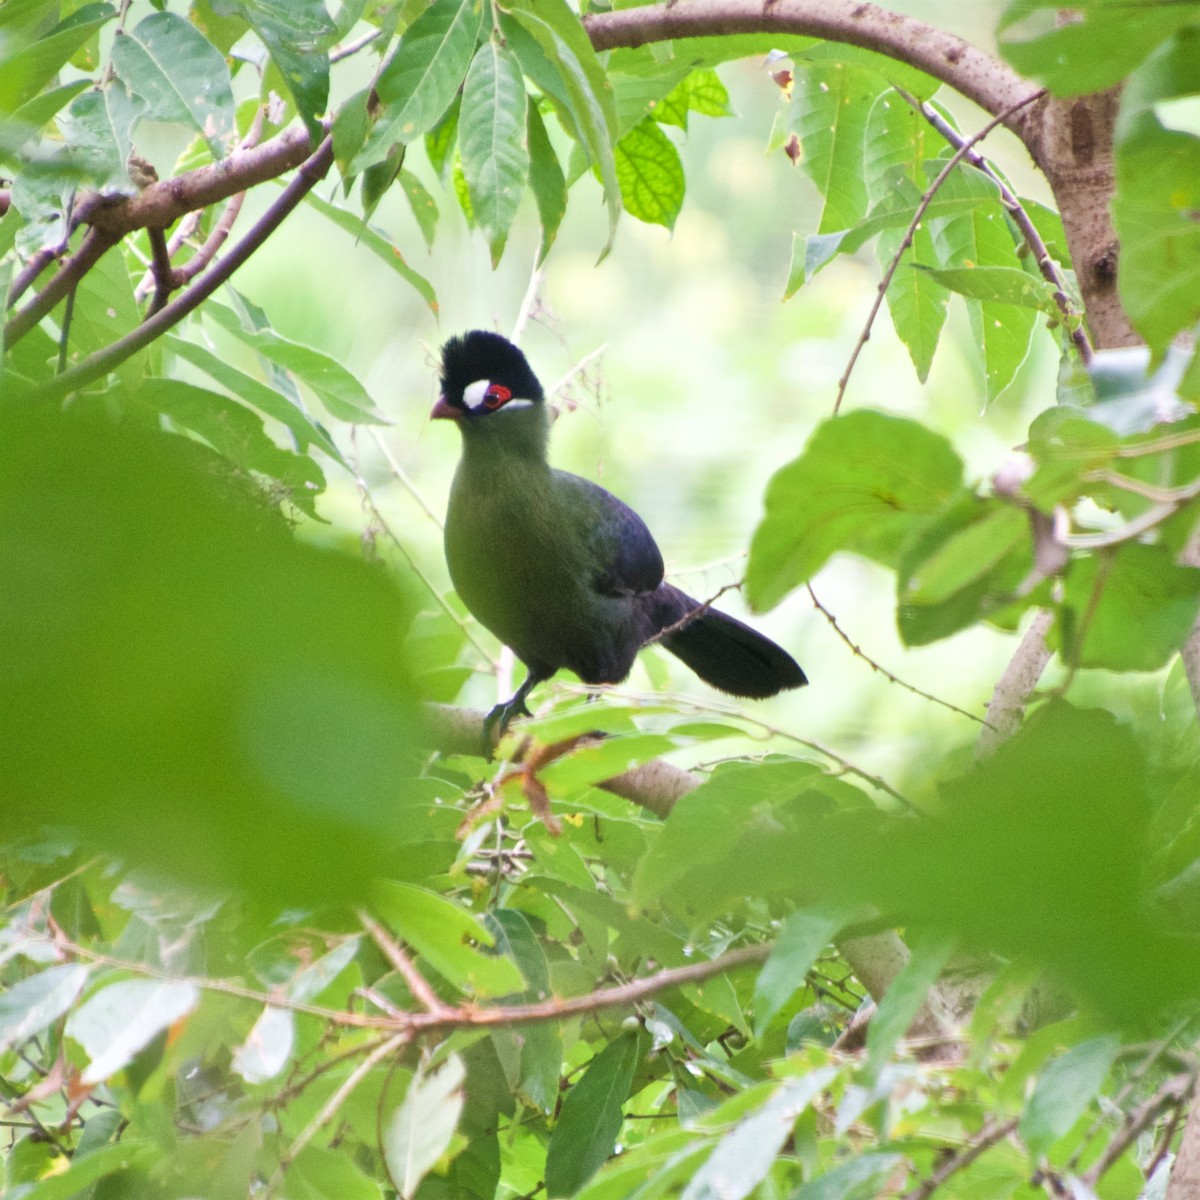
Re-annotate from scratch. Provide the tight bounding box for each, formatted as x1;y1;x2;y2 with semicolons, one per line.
463;379;490;410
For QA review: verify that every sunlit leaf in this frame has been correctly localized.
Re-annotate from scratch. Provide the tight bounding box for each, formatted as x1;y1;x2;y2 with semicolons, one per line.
0;4;116;114
354;0;484;173
67;979;198;1082
0;964;90;1052
753;910;843;1035
527;102;566;262
385;1054;467;1199
747;411;963;611
460;42;529;265
615;118;684;230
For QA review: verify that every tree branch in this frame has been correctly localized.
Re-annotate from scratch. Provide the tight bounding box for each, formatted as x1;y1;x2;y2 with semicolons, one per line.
977;610;1054;758
34;136;335;400
4;228;117;346
583;0;1041;137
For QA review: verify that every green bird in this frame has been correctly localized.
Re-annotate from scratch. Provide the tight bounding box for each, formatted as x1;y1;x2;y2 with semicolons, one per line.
432;331;807;733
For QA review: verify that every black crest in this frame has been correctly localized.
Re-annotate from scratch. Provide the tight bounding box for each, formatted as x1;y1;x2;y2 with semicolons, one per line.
439;331;544;405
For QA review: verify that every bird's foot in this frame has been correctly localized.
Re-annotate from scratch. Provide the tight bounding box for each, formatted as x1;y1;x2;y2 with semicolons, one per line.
482;696;532;753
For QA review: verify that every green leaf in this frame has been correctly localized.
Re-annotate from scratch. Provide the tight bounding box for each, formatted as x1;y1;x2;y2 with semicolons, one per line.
68;243;147;387
932;196;1040;403
879;223;949;383
915;264;1057;312
501;0;620;245
1019;1035;1120;1156
0;964;89;1051
235;0;333;142
1114;31;1200;355
67;978;198;1082
545;1032;641;1198
460;42;529;265
903;505;1028;606
164;334;345;463
134;379;326;515
614;118;684;230
0;4;116;115
793;1153;907;1200
384;1054;467;1199
291;1146;385;1200
232;1005;293;1083
657;67;732;130
1059;545;1200;672
790;61;882;232
111;11;235;158
425;92;461;178
1;404;424;909
999;0;1197;96
299;187;438;312
58;80;146;193
400;168;439;250
15;1140;157;1200
746;411;964;611
374;882;526;996
527;102;566;262
864;934;954;1079
354;0;485;174
204;300;385;423
753;910;844;1034
681;1069;838;1200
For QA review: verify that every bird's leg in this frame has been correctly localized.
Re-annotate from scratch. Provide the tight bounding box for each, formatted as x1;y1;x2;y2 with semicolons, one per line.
483;669;546;749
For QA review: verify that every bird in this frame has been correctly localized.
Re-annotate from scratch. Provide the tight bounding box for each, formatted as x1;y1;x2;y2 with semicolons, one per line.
432;330;807;735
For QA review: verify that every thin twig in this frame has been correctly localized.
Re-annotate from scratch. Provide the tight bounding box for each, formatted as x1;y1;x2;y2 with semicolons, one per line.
9;246;61;306
640;582;743;646
977;609;1054;758
833;89;1047;415
807;585;991;727
330;27;383;63
359;911;450;1016
4;228;118;346
34;136;335;400
355;471;496;663
901;1117;1020;1200
368;427;444;529
901;88;1092;366
265;1033;408;1199
146;227;177;317
1082;1072;1195;1189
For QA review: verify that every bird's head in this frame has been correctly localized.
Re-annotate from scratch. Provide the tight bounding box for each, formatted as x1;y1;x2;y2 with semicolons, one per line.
432;331;545;426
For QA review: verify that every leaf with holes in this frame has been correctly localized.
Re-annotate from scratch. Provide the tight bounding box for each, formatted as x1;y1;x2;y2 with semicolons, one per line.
112;12;234;157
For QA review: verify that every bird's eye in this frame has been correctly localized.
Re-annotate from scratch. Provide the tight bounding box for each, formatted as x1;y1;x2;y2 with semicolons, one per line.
483;384;512;409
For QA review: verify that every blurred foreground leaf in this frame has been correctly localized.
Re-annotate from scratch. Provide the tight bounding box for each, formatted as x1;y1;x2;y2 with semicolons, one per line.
0;402;425;908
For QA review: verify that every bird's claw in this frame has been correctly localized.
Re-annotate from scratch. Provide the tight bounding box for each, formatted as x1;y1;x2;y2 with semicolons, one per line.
482;697;531;754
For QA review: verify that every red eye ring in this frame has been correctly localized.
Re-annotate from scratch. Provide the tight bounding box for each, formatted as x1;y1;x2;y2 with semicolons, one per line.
483;384;512;410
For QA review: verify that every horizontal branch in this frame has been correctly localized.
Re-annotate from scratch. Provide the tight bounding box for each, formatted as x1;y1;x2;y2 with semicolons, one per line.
583;0;1041;138
77;124;316;239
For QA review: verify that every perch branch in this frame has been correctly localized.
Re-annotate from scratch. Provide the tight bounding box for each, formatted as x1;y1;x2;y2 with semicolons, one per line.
583;0;1041;138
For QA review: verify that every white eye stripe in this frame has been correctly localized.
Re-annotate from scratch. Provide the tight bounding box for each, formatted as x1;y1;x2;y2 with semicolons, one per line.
462;379;490;409
460;379;535;412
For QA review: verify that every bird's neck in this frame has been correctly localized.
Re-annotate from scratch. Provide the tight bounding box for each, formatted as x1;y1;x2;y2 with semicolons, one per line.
459;409;550;474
